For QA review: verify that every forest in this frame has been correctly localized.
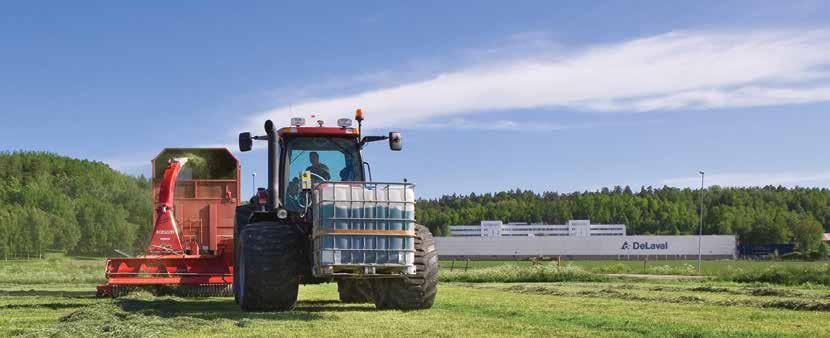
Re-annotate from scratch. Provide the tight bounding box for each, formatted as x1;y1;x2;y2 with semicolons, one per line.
0;152;151;258
0;152;828;258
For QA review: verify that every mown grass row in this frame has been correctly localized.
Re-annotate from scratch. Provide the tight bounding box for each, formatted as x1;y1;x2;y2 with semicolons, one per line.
471;283;830;312
3;254;828;287
0;254;103;285
441;259;829;277
440;262;830;287
6;283;830;337
440;264;608;283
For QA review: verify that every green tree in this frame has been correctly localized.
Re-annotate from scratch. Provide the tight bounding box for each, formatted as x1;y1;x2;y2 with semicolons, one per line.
789;213;824;252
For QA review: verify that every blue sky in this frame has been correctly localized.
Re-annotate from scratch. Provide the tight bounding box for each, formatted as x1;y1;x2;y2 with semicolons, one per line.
2;1;830;198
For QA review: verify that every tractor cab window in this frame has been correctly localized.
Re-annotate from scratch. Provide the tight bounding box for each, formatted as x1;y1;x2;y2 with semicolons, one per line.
283;137;362;211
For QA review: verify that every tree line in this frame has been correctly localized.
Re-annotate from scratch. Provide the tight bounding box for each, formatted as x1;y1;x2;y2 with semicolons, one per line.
0;152;152;258
1;151;828;258
416;186;830;252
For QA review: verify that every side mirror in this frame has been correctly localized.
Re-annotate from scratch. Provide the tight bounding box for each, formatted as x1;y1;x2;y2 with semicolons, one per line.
389;132;402;151
239;132;252;152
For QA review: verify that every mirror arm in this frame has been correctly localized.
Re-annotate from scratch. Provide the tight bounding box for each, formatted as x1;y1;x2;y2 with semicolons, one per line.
359;135;389;148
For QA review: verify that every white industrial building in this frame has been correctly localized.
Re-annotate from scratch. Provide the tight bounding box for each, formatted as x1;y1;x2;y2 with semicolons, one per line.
450;220;626;237
436;235;737;260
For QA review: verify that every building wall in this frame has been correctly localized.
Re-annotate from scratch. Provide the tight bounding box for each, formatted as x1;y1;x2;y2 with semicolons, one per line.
435;235;737;259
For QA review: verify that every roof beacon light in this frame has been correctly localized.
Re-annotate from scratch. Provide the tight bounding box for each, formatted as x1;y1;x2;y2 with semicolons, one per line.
355;109;364;122
337;118;352;128
290;117;305;127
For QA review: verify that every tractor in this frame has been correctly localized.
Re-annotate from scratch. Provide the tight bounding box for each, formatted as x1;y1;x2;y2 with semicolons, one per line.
234;109;438;311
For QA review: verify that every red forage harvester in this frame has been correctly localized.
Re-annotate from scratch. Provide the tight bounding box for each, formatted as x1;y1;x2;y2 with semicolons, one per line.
97;148;240;297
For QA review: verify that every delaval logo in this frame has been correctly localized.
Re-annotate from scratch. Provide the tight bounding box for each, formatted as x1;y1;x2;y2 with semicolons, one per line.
620;241;669;250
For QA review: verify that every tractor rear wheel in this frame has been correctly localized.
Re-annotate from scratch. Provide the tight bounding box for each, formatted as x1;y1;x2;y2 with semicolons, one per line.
337;279;373;303
237;222;302;312
373;224;439;310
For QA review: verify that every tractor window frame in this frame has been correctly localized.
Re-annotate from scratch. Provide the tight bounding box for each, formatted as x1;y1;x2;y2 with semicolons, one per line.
279;135;364;211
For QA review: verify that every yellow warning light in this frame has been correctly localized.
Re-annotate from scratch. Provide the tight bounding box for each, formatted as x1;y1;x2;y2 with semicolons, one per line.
355;109;364;122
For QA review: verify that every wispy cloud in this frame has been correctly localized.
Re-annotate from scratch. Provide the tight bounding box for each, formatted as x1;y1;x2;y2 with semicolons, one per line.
242;29;830;133
417;118;576;131
661;171;830;188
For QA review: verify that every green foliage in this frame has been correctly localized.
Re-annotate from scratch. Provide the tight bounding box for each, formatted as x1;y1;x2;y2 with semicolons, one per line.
418;186;829;246
722;263;830;286
0;151;151;258
818;243;829;258
153;149;237;180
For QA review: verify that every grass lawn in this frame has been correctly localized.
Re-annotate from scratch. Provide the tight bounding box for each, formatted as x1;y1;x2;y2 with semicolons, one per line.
440;258;828;276
1;255;828;337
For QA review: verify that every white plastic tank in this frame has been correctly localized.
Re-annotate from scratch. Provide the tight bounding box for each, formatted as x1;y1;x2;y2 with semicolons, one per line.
312;182;416;276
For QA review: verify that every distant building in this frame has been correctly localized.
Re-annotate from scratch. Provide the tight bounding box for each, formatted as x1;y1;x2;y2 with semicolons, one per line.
823;233;830;244
435;235;737;260
449;220;626;237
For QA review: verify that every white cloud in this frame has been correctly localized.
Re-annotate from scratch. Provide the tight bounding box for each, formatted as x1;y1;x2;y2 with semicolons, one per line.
242;29;830;133
417;118;575;131
661;171;830;188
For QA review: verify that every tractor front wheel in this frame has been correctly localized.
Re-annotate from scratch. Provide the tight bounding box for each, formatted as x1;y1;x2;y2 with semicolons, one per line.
237;222;302;312
373;224;439;310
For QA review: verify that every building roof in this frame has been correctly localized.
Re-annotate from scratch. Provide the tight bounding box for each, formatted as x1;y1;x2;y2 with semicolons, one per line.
823;233;830;242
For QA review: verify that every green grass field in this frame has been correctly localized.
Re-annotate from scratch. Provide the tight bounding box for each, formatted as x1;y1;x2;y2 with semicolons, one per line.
1;255;828;337
440;259;828;276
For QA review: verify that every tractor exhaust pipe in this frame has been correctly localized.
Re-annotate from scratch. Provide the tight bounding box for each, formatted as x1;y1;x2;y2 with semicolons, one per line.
265;120;279;210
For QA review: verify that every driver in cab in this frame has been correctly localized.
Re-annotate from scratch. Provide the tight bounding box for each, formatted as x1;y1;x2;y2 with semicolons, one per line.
306;151;331;181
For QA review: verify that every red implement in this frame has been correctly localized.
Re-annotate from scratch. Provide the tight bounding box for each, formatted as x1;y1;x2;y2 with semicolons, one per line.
97;148;240;297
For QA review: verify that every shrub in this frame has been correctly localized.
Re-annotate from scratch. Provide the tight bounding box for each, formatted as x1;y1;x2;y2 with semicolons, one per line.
592;262;633;274
780;252;803;261
723;263;830;286
648;264;697;275
818;243;829;259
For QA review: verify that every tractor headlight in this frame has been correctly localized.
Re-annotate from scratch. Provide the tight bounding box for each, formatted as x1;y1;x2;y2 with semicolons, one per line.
290;117;306;127
277;208;288;219
337;118;352;128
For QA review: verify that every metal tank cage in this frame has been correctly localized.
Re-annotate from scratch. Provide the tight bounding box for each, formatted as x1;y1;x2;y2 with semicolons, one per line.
312;182;417;277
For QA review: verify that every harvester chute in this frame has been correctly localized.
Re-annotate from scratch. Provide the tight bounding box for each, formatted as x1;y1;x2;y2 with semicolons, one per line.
96;148;240;297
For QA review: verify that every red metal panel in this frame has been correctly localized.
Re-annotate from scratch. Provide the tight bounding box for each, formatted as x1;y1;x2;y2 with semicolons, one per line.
150;149;240;253
102;255;234;286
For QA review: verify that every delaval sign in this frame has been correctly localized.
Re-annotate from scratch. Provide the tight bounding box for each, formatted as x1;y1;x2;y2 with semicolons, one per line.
435;235;737;258
620;241;669;251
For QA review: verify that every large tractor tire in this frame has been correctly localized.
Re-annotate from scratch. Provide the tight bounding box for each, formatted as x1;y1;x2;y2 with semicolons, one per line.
237;222;303;312
373;224;439;310
337;279;374;303
233;205;253;304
